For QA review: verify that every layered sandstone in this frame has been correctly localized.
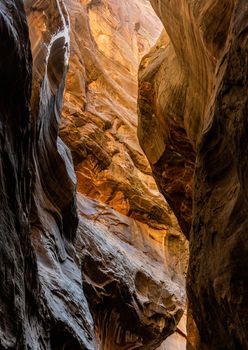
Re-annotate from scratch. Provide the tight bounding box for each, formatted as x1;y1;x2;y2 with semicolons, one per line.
0;0;95;348
60;0;166;228
60;0;189;348
138;1;248;349
77;193;187;349
0;0;189;349
3;0;248;349
138;30;195;238
26;0;96;348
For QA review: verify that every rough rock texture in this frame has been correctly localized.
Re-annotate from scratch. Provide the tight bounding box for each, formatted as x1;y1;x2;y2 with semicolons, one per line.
0;0;95;348
0;2;36;348
59;0;189;348
138;0;248;349
61;0;167;228
77;194;187;349
157;312;187;350
0;0;188;349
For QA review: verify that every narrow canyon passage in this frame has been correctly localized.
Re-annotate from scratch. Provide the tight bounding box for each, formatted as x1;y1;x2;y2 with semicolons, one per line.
0;1;248;350
58;0;188;348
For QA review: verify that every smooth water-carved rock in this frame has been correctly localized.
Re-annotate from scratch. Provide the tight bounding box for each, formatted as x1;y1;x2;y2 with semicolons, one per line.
0;2;37;348
58;0;189;348
157;311;187;350
0;0;188;348
138;1;248;348
26;0;95;348
138;30;195;238
0;0;95;348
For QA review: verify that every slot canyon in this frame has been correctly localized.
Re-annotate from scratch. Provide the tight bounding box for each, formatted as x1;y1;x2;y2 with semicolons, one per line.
0;0;247;349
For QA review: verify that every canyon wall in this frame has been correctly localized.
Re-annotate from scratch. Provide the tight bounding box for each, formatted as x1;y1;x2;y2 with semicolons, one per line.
2;0;248;348
0;0;95;348
0;0;189;349
0;2;36;347
138;1;248;349
60;0;189;348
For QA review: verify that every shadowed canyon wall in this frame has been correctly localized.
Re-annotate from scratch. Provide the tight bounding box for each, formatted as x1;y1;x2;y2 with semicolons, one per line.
138;1;248;349
3;0;248;349
0;0;189;349
0;0;95;349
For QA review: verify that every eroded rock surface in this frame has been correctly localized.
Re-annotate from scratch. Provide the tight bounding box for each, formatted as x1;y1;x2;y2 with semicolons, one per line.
59;0;189;348
0;0;95;348
0;2;36;348
77;194;187;349
26;1;95;348
138;1;248;349
61;0;167;228
0;0;189;349
157;311;187;350
138;30;195;238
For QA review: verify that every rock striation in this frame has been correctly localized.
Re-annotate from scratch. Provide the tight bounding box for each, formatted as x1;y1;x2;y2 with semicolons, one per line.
0;0;95;348
58;0;189;348
138;29;195;238
0;0;189;349
60;0;166;228
26;0;96;348
0;2;36;347
4;0;248;348
138;0;248;349
77;193;187;349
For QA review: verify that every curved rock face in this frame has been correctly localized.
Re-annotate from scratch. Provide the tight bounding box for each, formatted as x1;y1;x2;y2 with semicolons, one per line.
0;2;35;348
138;1;248;349
77;194;187;349
0;1;95;349
59;0;189;348
1;1;188;349
138;30;195;238
61;0;166;227
26;1;95;348
157;312;187;350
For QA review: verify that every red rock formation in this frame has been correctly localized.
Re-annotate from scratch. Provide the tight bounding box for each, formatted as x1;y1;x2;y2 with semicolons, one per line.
5;0;248;348
138;1;248;349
